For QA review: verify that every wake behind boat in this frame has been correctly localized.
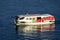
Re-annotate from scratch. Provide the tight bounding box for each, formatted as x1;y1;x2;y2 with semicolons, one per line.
14;14;55;25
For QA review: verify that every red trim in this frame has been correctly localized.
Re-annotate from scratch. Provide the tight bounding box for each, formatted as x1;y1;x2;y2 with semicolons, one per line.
36;19;44;22
36;16;54;22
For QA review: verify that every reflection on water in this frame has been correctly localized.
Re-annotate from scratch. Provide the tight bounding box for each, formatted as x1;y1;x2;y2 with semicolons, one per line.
15;24;55;40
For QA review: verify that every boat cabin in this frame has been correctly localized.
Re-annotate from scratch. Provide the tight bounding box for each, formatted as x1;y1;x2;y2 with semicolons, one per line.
14;14;55;24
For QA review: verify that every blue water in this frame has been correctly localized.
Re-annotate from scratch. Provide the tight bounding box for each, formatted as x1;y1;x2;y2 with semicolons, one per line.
0;22;60;40
0;0;60;40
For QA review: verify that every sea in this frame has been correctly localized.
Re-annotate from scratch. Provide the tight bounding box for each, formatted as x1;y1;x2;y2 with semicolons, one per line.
0;0;60;40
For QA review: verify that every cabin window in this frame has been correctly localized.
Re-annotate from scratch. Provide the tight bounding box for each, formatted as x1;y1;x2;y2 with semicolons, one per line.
26;18;28;20
37;17;41;20
30;18;31;20
19;17;24;20
26;18;32;20
33;18;35;20
26;18;35;20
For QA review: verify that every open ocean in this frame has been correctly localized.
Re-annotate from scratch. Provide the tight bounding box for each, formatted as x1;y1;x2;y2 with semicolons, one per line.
0;0;60;40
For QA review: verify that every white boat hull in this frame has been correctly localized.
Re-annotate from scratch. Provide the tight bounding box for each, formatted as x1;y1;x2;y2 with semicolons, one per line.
16;22;55;25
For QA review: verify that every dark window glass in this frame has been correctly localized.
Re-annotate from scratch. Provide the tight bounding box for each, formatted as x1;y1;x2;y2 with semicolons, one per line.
26;18;28;20
20;17;24;20
30;18;31;20
33;18;35;20
37;17;41;20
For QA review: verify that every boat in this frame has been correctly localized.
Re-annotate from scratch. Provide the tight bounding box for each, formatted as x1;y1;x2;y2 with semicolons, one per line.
14;14;55;25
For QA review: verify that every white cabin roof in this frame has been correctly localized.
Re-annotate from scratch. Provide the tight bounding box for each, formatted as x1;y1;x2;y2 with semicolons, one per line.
17;14;52;17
